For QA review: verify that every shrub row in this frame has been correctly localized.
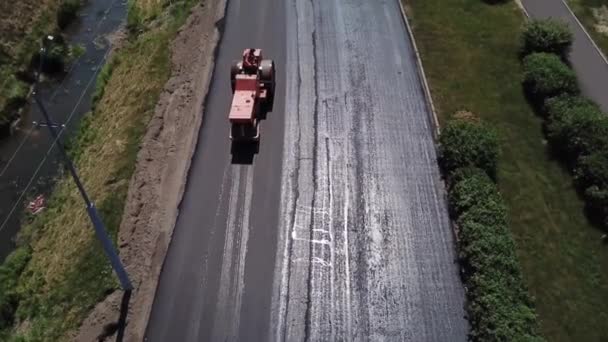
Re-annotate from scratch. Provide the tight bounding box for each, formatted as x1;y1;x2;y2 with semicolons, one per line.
439;118;542;341
545;95;608;225
521;19;608;228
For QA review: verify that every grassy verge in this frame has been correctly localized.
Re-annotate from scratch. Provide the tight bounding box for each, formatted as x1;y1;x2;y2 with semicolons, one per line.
568;0;608;57
0;0;82;129
0;0;197;340
405;0;608;340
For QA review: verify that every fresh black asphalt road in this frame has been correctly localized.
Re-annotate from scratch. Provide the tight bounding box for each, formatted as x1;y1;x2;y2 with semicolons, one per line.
521;0;608;111
145;0;468;341
145;0;287;340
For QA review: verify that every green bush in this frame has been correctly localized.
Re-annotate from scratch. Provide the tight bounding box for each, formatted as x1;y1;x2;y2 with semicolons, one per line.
521;19;573;58
583;185;608;226
545;95;608;163
448;168;501;216
544;94;600;119
2;76;30;124
574;152;608;223
0;247;31;330
448;166;485;186
439;119;500;180
449;171;542;341
523;52;579;100
457;193;509;227
575;152;608;189
467;277;540;342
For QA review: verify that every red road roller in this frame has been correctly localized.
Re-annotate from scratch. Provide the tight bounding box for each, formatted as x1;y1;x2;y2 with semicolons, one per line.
229;48;276;143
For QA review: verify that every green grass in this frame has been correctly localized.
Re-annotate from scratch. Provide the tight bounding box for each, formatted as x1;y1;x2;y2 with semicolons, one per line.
569;0;608;57
0;0;198;340
405;0;608;340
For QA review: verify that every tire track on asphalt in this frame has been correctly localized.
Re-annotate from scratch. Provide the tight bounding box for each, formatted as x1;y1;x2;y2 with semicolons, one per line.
145;0;286;339
272;0;469;340
211;166;254;341
147;0;467;339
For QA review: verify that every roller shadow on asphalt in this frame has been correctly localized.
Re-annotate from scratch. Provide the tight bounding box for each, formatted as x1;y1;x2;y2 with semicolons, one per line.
230;141;259;164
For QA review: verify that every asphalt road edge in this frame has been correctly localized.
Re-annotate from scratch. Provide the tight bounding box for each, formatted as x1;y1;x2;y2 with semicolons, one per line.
396;0;441;138
125;2;229;340
73;2;229;341
396;1;461;243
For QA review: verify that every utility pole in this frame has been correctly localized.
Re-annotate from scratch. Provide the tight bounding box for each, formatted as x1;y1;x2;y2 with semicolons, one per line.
33;35;133;291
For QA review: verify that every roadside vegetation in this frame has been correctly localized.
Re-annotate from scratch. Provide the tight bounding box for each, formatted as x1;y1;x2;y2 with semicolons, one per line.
439;115;542;341
0;0;197;340
568;0;608;56
0;0;82;133
405;0;608;340
521;18;608;236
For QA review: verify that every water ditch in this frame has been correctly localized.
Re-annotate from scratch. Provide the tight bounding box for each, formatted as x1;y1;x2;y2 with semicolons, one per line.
0;0;127;260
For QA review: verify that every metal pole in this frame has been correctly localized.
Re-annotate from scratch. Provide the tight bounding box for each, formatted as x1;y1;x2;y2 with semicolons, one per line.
33;37;133;291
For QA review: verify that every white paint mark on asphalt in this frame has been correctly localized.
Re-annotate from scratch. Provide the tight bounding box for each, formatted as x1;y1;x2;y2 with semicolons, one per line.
342;157;352;340
293;257;332;268
327;143;336;342
211;166;241;341
271;0;468;340
230;166;254;337
290;231;331;246
312;228;330;234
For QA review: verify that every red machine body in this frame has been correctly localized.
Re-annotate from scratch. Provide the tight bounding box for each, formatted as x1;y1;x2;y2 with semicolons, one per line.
229;48;275;142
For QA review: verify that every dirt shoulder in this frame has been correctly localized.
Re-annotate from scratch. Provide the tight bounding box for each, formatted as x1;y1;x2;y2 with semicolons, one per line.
75;1;227;340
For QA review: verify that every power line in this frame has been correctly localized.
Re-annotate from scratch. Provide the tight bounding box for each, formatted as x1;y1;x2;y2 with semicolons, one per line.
0;0;133;292
0;0;121;179
0;49;110;235
33;65;132;291
0;128;35;178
